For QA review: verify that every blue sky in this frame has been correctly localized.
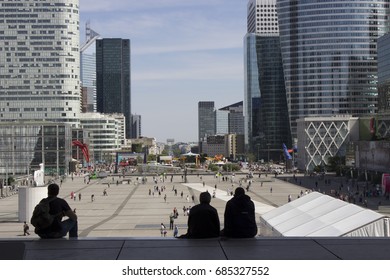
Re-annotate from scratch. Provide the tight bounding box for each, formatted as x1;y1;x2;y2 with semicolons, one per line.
79;0;248;143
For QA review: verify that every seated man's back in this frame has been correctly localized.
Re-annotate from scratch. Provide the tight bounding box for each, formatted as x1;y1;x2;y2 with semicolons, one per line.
222;187;257;238
33;183;78;239
180;192;220;238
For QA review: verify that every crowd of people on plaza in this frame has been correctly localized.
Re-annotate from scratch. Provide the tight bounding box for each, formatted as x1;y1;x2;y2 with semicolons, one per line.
27;168;261;240
29;164;389;241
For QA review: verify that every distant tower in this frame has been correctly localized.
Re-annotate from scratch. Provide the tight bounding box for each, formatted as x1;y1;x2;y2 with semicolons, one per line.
167;139;175;156
244;0;291;161
131;114;142;139
96;38;132;139
198;101;215;141
81;21;100;113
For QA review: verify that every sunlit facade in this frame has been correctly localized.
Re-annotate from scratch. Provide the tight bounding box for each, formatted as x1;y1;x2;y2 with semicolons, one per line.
277;0;390;142
0;0;81;127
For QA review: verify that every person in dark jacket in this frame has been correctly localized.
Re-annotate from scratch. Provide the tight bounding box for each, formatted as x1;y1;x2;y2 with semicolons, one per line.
179;192;220;238
221;187;257;238
35;183;78;239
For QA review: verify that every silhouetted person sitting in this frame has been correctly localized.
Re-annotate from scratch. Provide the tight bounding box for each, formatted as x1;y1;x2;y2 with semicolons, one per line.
34;183;78;239
221;187;257;238
179;192;220;238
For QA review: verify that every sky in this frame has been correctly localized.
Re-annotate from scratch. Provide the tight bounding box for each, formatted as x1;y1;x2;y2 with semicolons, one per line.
79;0;248;143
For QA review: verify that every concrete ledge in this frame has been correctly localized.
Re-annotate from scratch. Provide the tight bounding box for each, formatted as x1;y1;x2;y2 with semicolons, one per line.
1;237;390;260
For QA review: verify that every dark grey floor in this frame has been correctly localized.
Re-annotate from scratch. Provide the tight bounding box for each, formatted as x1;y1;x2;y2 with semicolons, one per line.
1;237;390;260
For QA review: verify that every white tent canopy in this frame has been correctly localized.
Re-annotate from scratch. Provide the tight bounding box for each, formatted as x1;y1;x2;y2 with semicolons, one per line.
181;152;199;157
260;192;390;237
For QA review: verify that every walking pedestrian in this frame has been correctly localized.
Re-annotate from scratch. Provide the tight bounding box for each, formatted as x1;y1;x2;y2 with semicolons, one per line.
23;221;30;236
160;223;167;237
173;225;179;237
169;213;175;230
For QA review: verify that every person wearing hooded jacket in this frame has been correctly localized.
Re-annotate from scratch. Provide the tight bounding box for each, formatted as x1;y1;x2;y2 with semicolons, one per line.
221;187;257;238
179;191;220;238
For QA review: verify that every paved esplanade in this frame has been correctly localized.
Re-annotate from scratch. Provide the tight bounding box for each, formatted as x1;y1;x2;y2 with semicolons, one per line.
0;171;388;238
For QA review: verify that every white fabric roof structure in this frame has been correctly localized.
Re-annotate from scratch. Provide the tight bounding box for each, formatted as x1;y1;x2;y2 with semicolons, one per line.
260;192;390;237
181;152;199;157
159;156;172;161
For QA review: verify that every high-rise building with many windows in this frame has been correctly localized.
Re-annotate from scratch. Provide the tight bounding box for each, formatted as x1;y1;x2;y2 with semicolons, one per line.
378;32;390;113
0;0;81;127
198;101;215;142
81;22;100;113
247;0;279;36
244;0;291;161
277;0;390;142
96;38;131;139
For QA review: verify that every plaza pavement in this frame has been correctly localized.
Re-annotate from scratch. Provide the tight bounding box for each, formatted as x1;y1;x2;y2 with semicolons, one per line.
1;171;389;239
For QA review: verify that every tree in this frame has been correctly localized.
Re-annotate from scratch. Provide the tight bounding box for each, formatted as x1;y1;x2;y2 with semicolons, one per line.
147;154;157;162
132;144;143;153
136;155;143;165
327;156;346;176
246;152;256;163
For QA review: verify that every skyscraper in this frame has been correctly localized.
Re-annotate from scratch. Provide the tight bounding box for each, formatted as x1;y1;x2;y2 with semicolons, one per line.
218;101;245;135
131;114;142;139
81;22;100;113
0;0;81;127
244;0;291;161
198;101;215;142
96;38;131;139
277;0;390;141
378;32;390;113
247;0;279;35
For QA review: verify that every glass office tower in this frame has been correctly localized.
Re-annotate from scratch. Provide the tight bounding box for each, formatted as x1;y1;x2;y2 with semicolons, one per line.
277;0;390;141
198;101;215;141
0;0;81;127
244;0;291;162
378;32;390;113
81;23;100;113
244;33;291;161
96;38;131;139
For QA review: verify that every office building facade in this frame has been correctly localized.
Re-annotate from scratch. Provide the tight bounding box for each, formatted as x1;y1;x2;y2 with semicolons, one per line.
215;110;229;135
0;121;72;175
378;32;390;113
244;0;291;162
80;23;100;113
277;0;390;142
198;101;215;141
96;38;131;139
79;113;125;163
219;101;245;135
247;0;279;36
131;114;142;139
0;0;81;127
